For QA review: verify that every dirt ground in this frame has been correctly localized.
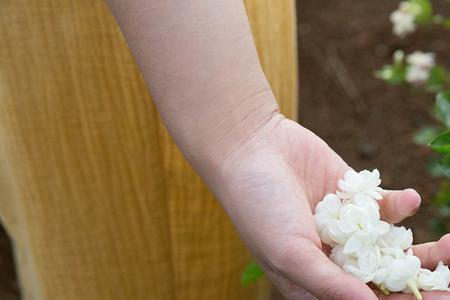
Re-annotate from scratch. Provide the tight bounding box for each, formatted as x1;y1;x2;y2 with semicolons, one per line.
1;1;450;299
296;0;450;241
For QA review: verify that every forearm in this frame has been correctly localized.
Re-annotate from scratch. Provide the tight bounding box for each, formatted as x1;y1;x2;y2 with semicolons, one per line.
106;0;280;179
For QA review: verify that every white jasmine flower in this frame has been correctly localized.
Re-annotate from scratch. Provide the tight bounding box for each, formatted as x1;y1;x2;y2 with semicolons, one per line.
407;52;435;68
382;254;421;292
390;9;416;38
343;247;382;283
337;169;383;201
372;255;395;285
330;245;348;268
313;168;448;298
342;224;389;257
406;66;431;85
315;194;342;230
418;262;450;291
380;246;409;259
378;225;413;251
315;193;342;246
353;194;380;212
327;204;374;245
375;252;417;286
390;1;422;38
328;204;389;255
406;52;435;85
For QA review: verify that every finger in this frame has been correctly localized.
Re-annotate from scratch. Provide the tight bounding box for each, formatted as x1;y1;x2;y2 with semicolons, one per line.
373;285;450;300
378;290;450;300
273;238;377;300
379;189;421;223
413;234;450;269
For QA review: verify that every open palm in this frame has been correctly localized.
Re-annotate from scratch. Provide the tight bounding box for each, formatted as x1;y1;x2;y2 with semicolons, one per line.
218;116;450;300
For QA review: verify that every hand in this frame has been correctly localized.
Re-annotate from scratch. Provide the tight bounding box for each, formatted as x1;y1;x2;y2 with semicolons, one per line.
214;114;450;300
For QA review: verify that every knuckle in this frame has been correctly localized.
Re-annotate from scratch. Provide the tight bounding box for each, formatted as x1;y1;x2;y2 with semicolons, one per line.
317;285;341;300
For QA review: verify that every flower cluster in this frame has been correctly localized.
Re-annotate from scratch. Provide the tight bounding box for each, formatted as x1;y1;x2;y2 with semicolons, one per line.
405;51;435;85
387;50;436;86
315;169;450;299
390;1;422;38
375;50;437;88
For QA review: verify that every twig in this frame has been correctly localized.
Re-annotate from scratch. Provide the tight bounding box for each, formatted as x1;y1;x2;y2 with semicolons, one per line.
325;45;368;113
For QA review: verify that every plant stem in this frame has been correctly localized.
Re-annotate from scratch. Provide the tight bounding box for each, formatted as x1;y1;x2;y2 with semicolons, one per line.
374;283;390;296
380;283;390;296
407;280;423;300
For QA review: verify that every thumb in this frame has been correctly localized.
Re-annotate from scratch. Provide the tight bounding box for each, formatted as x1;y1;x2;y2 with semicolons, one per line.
379;188;421;223
275;239;377;300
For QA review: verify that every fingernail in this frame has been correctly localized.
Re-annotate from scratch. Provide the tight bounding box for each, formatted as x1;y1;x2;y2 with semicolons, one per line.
412;190;421;210
411;205;420;215
410;189;422;213
401;189;421;216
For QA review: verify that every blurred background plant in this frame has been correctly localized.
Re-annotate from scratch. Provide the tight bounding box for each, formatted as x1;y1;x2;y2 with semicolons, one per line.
376;0;450;237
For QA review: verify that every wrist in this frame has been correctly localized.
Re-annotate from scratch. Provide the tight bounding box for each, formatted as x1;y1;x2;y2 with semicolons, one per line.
189;90;284;195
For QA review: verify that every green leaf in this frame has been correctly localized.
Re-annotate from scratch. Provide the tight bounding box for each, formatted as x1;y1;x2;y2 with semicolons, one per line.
414;126;442;145
241;261;264;285
375;64;405;85
426;66;446;93
430;131;450;154
433;181;450;206
410;0;433;23
436;92;450;128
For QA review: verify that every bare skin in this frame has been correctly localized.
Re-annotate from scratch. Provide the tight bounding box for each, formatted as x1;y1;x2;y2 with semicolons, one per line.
106;1;450;299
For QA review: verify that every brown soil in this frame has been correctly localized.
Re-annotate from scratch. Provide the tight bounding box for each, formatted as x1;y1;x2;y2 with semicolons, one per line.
1;1;450;299
296;0;450;241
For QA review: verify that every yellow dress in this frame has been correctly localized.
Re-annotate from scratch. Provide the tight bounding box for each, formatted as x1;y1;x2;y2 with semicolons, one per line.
0;1;297;299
